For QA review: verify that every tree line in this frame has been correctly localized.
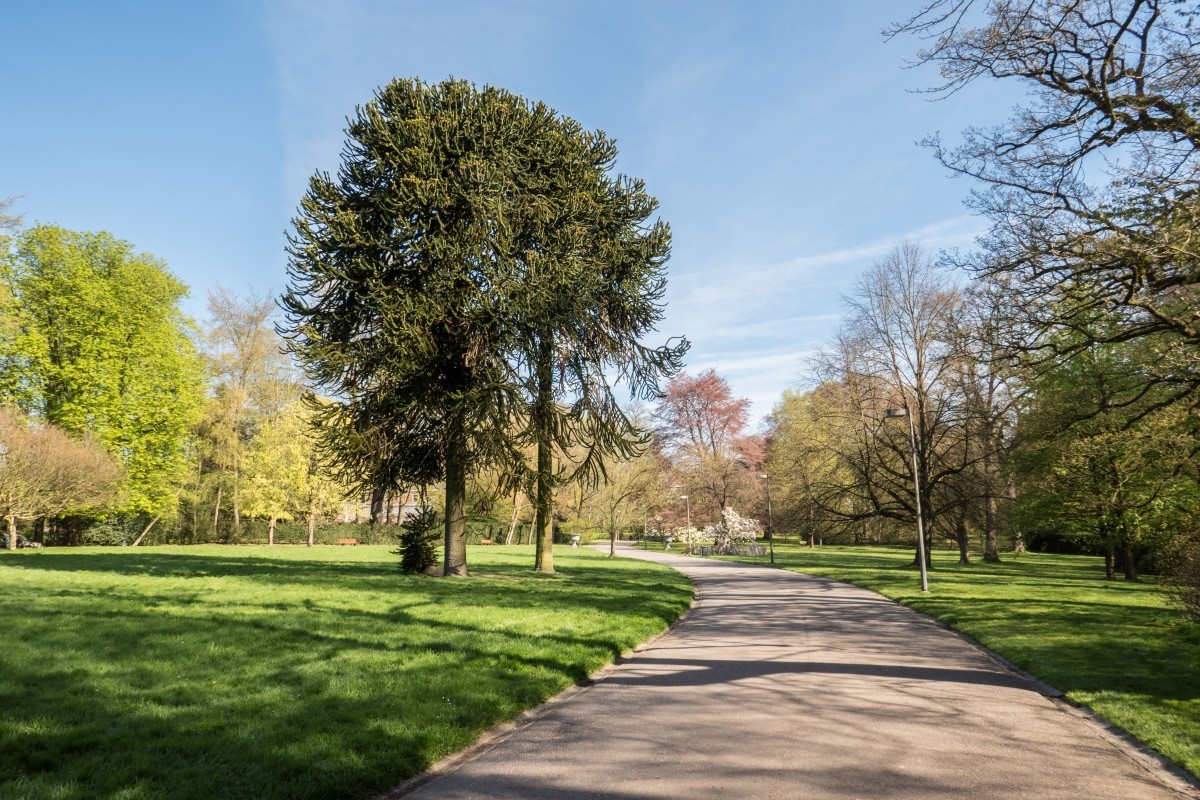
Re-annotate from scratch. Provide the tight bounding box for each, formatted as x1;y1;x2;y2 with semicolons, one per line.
6;1;1199;607
0;205;769;560
765;1;1200;599
0;219;349;549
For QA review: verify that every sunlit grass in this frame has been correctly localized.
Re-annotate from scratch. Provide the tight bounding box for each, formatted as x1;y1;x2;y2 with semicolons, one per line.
0;545;692;800
718;541;1200;778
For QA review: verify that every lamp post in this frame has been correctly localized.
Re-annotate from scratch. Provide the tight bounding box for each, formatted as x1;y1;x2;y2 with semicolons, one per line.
679;495;691;531
757;473;774;564
885;406;929;593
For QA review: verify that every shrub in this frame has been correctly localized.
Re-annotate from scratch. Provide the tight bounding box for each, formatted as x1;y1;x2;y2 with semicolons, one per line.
671;526;704;546
710;507;761;553
80;517;140;546
396;506;440;574
1165;537;1200;622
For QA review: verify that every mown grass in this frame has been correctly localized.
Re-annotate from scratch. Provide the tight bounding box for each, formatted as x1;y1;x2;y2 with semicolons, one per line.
716;541;1200;778
0;545;692;800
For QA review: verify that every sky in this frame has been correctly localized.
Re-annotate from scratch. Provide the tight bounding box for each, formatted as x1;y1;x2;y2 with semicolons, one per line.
2;1;1013;423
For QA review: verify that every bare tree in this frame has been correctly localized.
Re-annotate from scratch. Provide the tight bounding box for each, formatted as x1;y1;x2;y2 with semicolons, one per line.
892;0;1200;402
0;408;122;548
0;196;23;231
808;244;966;565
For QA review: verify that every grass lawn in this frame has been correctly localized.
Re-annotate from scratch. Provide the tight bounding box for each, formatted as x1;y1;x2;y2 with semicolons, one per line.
715;541;1200;779
0;545;692;800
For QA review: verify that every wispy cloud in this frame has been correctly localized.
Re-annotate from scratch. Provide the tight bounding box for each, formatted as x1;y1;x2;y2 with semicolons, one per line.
663;214;986;420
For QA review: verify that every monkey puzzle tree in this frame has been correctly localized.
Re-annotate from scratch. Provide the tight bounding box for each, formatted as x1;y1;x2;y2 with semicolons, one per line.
505;121;687;573
282;77;685;576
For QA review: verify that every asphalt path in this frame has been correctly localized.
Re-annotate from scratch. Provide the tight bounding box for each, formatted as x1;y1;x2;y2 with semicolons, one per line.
400;543;1192;799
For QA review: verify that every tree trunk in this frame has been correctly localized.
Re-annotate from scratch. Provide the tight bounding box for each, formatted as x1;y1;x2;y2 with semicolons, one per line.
1119;543;1138;581
443;426;469;576
268;516;276;546
505;491;522;545
1105;546;1116;580
5;516;16;551
982;494;1000;563
370;487;385;525
610;526;618;557
307;510;315;547
130;515;161;547
533;336;555;574
232;465;241;531
212;484;222;537
955;506;971;565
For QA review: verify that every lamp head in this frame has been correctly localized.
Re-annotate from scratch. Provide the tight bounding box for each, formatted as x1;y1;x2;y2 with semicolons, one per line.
885;407;908;418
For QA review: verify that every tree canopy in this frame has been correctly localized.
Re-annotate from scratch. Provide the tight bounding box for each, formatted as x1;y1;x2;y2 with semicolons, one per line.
281;77;684;575
892;0;1200;403
0;225;206;521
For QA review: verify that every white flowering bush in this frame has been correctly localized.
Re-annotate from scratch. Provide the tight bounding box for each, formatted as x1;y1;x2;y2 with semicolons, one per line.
670;526;704;546
711;507;761;552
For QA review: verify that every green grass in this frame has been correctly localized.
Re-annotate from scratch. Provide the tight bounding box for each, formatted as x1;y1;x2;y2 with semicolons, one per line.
0;545;692;800
717;541;1200;778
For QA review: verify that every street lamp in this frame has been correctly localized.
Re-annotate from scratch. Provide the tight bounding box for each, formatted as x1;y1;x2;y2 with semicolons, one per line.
757;474;774;564
885;406;929;593
679;495;691;531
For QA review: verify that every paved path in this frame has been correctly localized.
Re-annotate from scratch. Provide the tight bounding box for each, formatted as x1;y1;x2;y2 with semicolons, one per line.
403;544;1190;799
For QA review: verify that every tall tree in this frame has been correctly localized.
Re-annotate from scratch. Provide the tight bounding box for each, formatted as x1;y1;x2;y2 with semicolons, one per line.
807;244;966;565
505;118;687;573
765;388;850;547
283;78;685;575
0;225;206;532
282;79;553;576
1011;336;1193;579
203;287;301;531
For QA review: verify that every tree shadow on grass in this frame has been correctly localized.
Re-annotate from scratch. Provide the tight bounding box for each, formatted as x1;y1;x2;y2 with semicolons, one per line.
0;548;693;800
1;600;684;797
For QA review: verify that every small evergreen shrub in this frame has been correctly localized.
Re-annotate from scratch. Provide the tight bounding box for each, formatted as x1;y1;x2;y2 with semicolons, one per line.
396;505;440;574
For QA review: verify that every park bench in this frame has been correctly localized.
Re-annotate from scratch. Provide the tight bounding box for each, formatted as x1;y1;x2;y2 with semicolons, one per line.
479;539;493;545
337;538;358;546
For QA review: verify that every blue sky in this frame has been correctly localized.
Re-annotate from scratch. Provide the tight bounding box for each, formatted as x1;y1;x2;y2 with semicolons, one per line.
3;1;1008;422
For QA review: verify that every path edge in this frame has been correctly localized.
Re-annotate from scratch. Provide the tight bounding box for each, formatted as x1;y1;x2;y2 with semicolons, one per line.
725;556;1200;800
373;556;700;800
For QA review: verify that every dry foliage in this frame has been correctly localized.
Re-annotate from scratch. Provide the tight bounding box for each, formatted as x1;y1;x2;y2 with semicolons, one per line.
0;408;122;547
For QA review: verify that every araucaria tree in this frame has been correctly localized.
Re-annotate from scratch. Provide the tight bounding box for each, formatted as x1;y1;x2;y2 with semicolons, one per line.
282;77;685;576
507;114;687;573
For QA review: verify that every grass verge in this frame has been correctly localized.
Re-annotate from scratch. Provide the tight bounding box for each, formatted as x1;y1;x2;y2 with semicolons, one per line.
715;541;1200;779
0;544;692;800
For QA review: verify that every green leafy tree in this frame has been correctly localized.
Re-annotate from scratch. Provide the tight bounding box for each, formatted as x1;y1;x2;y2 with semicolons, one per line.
0;225;206;535
241;402;307;545
202;287;300;532
1011;338;1195;579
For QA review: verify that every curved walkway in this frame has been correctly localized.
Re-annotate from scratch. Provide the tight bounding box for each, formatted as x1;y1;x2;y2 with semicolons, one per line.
402;543;1191;799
